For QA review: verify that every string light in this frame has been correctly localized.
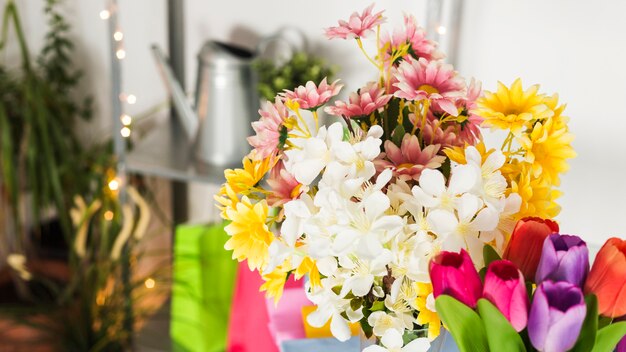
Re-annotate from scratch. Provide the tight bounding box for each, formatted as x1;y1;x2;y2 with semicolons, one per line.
104;210;114;221
144;278;156;289
436;25;447;35
113;30;124;41
99;10;110;20
116;49;126;60
120;126;131;137
120;114;132;126
108;179;120;191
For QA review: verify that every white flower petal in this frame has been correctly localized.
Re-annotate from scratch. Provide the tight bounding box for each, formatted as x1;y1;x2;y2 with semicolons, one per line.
427;210;458;235
456;193;482;222
403;337;431;352
381;329;403;349
330;312;352;342
418;169;446;196
364;191;391;222
448;164;479;194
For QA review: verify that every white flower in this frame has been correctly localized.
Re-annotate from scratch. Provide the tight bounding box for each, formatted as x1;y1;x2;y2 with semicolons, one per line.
410;167;478;210
284;122;344;185
363;329;430;352
482;193;522;252
367;311;406;337
464;146;508;209
281;194;316;247
339;251;393;297
307;278;360;342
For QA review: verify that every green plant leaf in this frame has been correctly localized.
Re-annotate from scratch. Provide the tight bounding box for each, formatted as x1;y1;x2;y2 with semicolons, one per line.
435;295;489;352
483;244;502;267
590;321;626;352
391;124;405;147
572;294;598;352
477;299;526;352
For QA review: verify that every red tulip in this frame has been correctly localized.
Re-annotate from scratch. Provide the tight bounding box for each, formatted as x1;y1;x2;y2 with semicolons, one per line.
429;249;482;308
482;260;529;332
584;237;626;318
503;217;559;281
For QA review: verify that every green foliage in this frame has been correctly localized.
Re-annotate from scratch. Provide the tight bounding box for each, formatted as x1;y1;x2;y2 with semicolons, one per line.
572;294;598;352
435;295;489;352
590;321;626;352
476;299;526;352
254;51;337;101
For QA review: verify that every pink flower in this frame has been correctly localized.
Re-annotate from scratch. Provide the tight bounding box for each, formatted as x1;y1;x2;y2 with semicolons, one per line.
247;98;290;159
381;15;444;63
393;57;466;116
266;161;302;207
279;78;343;111
429;249;483;308
324;82;392;118
325;4;386;40
375;134;446;181
482;260;529;332
418;112;482;149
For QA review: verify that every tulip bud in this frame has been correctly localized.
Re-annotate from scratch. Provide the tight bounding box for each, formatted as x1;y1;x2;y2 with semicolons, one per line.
482;260;529;332
584;237;626;318
535;234;589;287
528;281;586;352
429;249;482;308
504;217;559;281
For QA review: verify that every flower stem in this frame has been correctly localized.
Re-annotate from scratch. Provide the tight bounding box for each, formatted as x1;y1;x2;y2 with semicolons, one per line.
312;110;319;131
356;38;381;70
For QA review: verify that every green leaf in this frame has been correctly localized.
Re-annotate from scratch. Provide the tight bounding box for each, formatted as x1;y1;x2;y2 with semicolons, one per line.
477;299;526;352
483;245;502;267
435;295;489;352
370;300;385;312
590;321;626;352
572;294;598;352
391;124;405;147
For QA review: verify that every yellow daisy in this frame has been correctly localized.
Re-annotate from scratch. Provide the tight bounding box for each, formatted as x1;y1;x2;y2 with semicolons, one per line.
509;163;562;219
474;78;553;134
444;141;493;165
517;117;576;186
415;282;441;341
224;197;274;271
260;263;289;305
295;256;322;288
214;183;239;220
224;155;272;195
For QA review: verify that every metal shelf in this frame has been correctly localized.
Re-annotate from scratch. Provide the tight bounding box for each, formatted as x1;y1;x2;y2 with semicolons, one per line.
126;118;226;185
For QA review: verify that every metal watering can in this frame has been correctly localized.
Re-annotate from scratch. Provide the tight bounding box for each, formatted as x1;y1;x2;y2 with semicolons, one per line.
152;28;306;168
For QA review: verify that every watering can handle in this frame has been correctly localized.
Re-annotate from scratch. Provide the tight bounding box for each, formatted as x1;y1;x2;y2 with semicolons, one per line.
151;45;199;141
256;27;308;63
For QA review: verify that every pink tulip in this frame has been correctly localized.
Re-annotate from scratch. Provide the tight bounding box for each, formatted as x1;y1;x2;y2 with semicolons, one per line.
482;260;529;332
429;249;482;308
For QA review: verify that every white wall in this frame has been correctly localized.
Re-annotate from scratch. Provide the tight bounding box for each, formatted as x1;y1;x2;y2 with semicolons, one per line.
6;0;625;246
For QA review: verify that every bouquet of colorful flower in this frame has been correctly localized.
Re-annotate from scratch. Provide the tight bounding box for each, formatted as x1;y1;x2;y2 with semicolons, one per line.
430;218;626;352
213;3;607;351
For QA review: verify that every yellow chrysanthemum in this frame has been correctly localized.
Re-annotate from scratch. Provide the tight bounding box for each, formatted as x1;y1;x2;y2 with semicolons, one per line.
260;263;289;305
517;117;576;186
214;183;239;220
224;197;274;271
509;163;562;219
543;93;569;129
224;156;272;195
414;282;441;341
444;141;493;165
295;256;322;288
475;78;553;134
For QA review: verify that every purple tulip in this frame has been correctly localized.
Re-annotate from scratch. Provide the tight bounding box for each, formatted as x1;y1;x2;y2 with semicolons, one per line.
429;249;482;308
535;234;589;287
528;281;587;352
482;260;529;332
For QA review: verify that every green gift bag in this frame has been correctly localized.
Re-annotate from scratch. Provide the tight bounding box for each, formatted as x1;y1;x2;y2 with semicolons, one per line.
171;222;237;352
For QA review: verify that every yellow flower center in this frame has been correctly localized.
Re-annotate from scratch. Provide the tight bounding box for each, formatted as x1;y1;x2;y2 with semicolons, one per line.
418;84;440;95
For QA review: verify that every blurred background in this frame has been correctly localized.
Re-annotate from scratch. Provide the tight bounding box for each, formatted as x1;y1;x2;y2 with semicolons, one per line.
1;0;625;351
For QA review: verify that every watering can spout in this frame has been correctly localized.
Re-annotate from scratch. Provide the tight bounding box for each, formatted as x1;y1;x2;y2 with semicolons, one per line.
151;45;199;140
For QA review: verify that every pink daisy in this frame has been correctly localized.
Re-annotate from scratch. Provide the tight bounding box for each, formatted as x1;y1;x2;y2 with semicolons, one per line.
324;82;392;118
280;78;343;111
247;98;290;159
325;3;386;40
266;161;302;207
382;15;444;63
393;57;466;116
374;134;446;181
418;111;481;149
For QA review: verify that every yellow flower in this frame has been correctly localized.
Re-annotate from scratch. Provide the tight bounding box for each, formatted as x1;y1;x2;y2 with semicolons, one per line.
224;197;274;271
224;156;272;195
295;256;322;288
414;282;441;341
509;163;562;219
260;263;289;305
517;117;576;186
214;183;239;220
444;141;493;165
475;78;553;134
